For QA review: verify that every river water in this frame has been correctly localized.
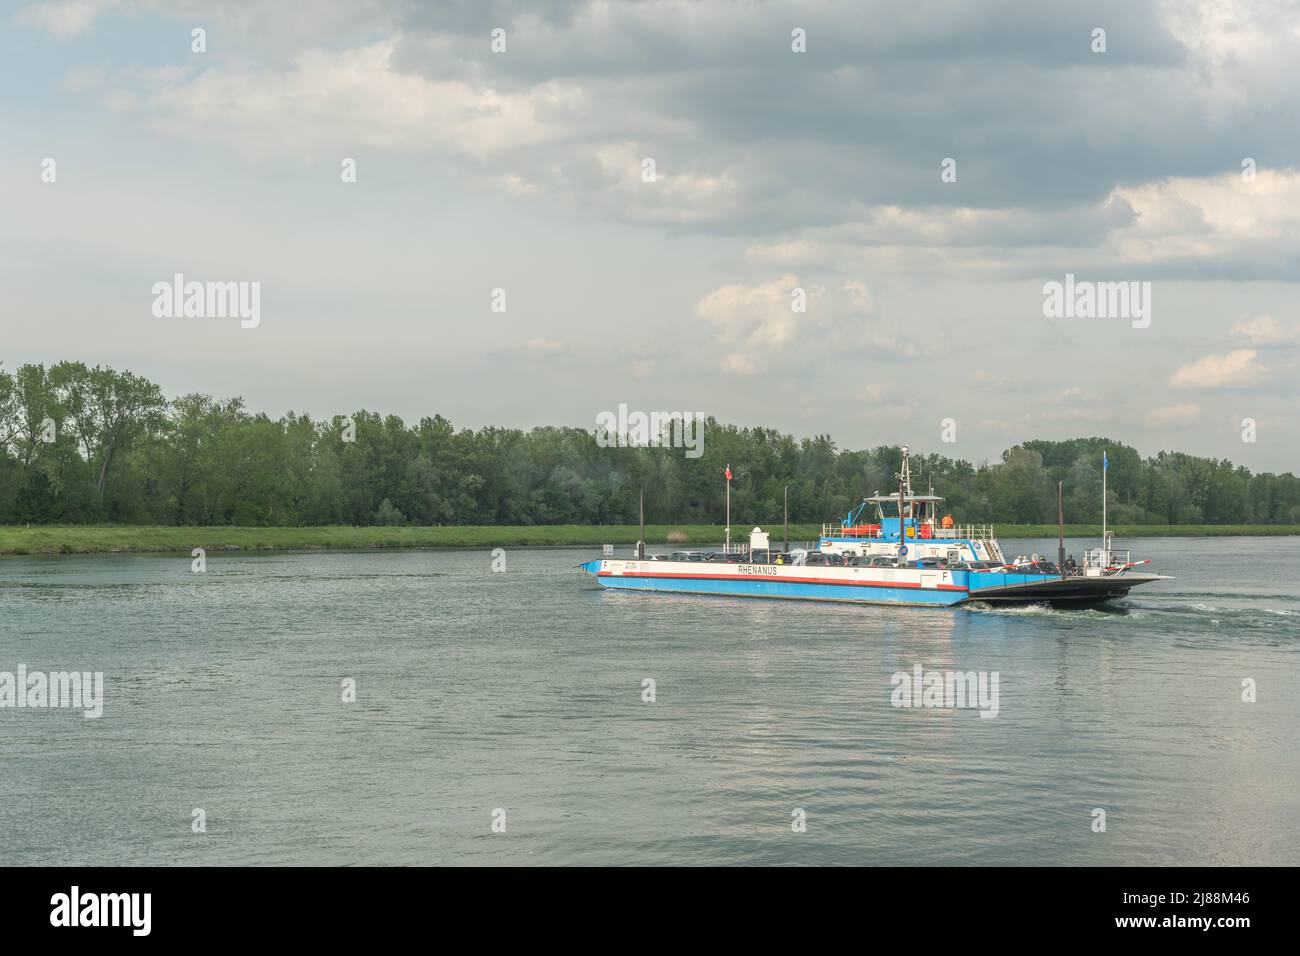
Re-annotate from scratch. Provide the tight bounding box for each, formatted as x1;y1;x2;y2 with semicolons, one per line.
2;536;1297;865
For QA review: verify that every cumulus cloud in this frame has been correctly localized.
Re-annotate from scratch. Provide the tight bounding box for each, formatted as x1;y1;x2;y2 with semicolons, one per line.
22;1;1300;276
694;275;885;375
1232;314;1300;344
745;169;1300;281
969;370;1010;390
15;0;122;38
1105;171;1300;276
1169;349;1262;388
146;40;582;161
524;338;567;355
21;0;403;49
1146;403;1201;426
694;274;810;374
720;352;759;377
859;383;894;402
22;0;1300;277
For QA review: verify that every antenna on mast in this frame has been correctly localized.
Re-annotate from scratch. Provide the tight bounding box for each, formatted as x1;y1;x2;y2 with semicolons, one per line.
896;444;909;541
898;444;914;496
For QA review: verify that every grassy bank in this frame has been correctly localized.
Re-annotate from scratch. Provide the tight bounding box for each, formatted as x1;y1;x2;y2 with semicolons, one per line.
998;523;1299;539
0;524;819;555
0;522;1295;556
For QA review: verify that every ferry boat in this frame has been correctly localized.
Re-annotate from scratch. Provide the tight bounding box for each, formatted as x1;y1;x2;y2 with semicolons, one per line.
579;446;1169;608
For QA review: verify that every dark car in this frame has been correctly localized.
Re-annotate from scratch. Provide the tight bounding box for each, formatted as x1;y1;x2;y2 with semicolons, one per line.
808;552;847;566
1002;560;1059;575
948;560;1000;570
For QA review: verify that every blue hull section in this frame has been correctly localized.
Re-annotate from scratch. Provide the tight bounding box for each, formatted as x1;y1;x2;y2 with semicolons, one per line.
584;568;965;607
966;571;1062;592
577;561;1162;607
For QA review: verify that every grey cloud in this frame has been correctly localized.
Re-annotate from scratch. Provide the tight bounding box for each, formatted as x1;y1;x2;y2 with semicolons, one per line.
380;0;1300;255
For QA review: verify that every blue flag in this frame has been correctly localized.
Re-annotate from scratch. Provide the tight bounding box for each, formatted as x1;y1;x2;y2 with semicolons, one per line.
1103;451;1109;471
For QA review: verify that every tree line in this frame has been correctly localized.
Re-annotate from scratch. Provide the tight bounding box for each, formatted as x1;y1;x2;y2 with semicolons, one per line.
2;361;1298;528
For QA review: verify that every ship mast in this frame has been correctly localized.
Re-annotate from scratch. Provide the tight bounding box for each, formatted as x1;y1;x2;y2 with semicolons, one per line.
896;444;910;549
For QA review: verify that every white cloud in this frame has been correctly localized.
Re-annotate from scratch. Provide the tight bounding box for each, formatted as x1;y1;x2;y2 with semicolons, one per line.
1146;402;1201;426
501;174;538;197
1169;349;1262;388
147;40;582;160
858;383;894;402
35;1;1300;280
101;88;139;112
1110;171;1300;265
525;338;566;355
23;0;404;51
694;276;884;375
1159;0;1300;109
693;274;813;374
1232;314;1299;344
969;370;1009;390
860;326;930;358
720;353;759;377
15;0;122;38
859;403;915;422
744;169;1300;280
63;65;109;91
1050;387;1094;403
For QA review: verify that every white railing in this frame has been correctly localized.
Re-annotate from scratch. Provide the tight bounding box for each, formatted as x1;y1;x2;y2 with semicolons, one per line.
1084;548;1130;570
821;522;998;542
822;523;859;538
932;524;996;541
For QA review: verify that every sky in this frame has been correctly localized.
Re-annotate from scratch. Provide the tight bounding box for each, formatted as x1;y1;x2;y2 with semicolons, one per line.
2;0;1298;471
